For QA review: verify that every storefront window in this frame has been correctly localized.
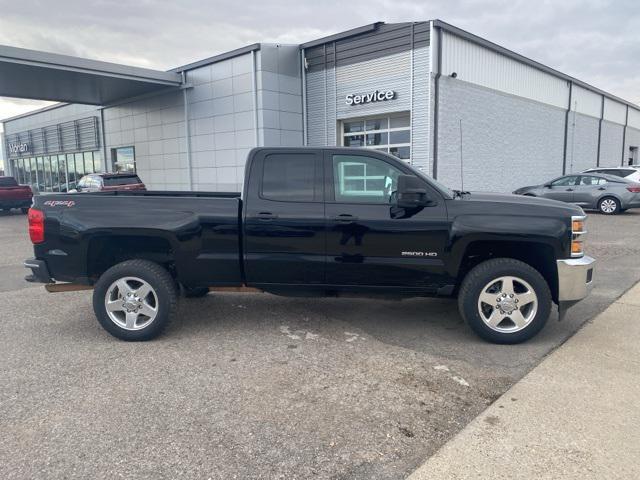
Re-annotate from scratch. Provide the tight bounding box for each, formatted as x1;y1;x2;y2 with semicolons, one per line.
342;113;412;162
111;146;136;173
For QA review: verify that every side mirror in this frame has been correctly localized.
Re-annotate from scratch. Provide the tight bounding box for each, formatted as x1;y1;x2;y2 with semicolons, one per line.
394;175;433;208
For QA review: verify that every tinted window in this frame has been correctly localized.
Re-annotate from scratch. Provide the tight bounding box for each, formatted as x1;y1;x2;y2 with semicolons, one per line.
0;177;18;187
332;154;403;204
551;176;578;187
103;175;142;186
262;153;319;202
579;176;607;186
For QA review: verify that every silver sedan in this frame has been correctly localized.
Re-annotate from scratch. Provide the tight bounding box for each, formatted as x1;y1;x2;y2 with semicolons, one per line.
513;173;640;214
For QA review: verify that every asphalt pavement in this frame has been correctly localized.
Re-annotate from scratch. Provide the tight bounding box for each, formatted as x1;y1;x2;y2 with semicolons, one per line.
0;208;639;479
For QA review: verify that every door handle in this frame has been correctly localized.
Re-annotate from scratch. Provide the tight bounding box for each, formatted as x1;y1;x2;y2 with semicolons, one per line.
598;187;606;190
256;212;278;220
333;214;358;222
566;188;574;192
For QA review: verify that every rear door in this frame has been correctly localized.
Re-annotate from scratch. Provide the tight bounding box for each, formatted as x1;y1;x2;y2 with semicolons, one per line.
324;150;450;290
243;149;325;286
544;175;579;202
573;175;608;207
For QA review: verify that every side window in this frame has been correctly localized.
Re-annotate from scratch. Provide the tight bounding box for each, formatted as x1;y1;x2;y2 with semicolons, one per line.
332;154;403;204
579;176;595;186
261;153;320;202
551;176;578;187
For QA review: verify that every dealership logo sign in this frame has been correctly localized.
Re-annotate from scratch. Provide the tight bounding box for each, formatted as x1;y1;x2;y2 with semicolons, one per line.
8;142;29;154
345;90;396;106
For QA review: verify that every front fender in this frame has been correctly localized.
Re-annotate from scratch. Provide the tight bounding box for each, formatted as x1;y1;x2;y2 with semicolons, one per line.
446;214;569;278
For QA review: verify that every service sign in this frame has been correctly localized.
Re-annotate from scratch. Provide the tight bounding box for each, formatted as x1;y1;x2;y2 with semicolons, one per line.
345;90;396;106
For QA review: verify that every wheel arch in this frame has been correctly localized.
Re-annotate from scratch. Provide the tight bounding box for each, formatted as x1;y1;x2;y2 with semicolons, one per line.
456;240;559;303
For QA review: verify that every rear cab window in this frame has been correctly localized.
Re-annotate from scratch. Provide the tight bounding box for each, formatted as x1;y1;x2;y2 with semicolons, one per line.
0;177;18;187
103;175;142;187
261;153;322;202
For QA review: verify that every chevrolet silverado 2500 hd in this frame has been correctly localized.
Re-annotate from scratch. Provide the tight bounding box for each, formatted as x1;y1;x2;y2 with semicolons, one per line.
24;147;595;344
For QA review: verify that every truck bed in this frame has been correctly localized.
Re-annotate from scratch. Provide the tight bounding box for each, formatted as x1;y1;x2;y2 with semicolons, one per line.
31;191;244;287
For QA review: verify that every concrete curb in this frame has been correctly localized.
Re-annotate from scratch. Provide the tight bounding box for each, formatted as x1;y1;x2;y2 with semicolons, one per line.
408;282;640;480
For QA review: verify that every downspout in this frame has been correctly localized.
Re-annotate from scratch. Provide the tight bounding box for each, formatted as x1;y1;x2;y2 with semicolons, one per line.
251;50;260;147
301;48;308;146
432;24;443;179
562;81;573;175
100;108;108;172
182;71;193;190
596;95;604;167
621;105;629;166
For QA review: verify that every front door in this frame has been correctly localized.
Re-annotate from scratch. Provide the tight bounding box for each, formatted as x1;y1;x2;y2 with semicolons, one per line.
243;149;325;285
324;151;450;291
544;175;579;202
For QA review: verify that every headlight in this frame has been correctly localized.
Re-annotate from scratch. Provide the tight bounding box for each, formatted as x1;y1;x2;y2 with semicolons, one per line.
571;215;586;257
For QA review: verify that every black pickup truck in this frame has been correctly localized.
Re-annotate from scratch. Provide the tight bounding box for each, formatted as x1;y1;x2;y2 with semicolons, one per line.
25;147;595;344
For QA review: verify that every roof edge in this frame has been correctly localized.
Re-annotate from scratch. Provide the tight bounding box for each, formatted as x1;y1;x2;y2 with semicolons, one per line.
1;102;70;124
171;43;261;73
433;19;640;110
300;22;384;49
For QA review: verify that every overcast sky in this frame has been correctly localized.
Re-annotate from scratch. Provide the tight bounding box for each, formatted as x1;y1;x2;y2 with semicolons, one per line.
0;0;638;128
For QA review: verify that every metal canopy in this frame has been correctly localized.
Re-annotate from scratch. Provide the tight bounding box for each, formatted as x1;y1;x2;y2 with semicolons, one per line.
0;45;182;105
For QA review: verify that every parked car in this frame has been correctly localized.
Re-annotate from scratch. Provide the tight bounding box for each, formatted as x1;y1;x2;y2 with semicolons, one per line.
0;176;33;213
73;173;146;193
583;166;640;182
513;173;640;214
24;147;595;345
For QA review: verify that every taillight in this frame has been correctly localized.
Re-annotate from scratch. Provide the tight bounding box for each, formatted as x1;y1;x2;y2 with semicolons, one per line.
28;208;45;244
626;184;640;193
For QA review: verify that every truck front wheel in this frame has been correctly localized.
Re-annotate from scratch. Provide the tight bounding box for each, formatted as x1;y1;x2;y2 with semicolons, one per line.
92;259;178;341
458;258;552;344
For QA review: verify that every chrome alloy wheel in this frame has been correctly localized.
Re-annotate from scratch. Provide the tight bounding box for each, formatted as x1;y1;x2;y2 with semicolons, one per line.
477;276;538;333
600;198;617;213
104;276;159;331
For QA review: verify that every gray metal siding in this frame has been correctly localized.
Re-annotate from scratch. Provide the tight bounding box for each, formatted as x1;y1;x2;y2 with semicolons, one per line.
306;46;430;170
306;22;429;72
600;121;624;166
335;50;412;119
411;47;430;172
437;77;565;192
257;45;304;151
565;112;599;173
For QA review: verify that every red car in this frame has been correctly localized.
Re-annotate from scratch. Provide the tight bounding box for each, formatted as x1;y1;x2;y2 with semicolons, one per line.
0;176;33;213
75;173;147;193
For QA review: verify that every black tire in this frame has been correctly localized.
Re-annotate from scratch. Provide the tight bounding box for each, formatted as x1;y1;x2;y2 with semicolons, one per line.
183;286;210;298
458;258;552;344
92;259;178;341
598;196;620;215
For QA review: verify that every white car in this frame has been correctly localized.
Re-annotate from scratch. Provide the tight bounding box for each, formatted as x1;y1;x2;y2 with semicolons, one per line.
583;166;640;182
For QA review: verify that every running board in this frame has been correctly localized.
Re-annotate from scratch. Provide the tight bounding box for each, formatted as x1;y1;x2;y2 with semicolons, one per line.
45;283;94;293
208;286;263;293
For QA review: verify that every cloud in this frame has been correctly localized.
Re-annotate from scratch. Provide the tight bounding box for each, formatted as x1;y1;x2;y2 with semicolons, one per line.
1;0;638;124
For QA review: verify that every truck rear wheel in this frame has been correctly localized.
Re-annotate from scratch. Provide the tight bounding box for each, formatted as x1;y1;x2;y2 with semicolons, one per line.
92;259;178;341
458;258;551;344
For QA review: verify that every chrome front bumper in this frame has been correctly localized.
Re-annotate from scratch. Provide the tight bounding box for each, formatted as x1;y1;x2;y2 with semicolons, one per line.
557;255;596;302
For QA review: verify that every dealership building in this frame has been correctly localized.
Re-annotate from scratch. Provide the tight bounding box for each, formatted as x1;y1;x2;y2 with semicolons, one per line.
2;20;639;194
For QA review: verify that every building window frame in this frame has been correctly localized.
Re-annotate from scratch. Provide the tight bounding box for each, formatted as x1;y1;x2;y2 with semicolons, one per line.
340;112;412;163
111;146;136;173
